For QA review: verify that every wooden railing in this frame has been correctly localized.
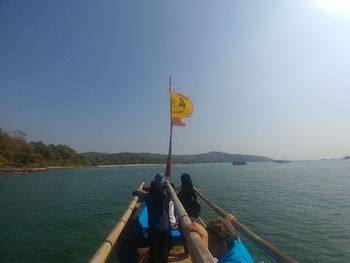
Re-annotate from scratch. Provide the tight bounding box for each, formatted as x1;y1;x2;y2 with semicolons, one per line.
90;182;144;263
165;180;216;263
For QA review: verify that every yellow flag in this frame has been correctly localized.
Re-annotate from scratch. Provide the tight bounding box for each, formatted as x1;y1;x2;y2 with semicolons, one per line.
171;92;193;118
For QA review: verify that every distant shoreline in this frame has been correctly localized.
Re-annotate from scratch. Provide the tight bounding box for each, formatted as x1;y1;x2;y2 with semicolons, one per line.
0;163;164;173
48;163;163;169
96;163;163;168
0;166;49;173
1;159;348;173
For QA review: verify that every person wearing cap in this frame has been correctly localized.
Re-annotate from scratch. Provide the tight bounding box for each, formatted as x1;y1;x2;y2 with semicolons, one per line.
184;218;254;263
133;179;171;263
155;173;164;183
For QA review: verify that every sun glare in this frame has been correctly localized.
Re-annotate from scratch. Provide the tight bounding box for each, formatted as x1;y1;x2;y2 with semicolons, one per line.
318;0;350;12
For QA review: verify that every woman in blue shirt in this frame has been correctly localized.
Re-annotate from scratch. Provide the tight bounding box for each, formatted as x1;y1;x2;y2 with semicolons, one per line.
184;218;254;263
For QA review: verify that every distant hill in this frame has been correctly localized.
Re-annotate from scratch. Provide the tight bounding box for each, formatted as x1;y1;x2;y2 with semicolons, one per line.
82;152;166;165
82;151;273;165
173;151;272;163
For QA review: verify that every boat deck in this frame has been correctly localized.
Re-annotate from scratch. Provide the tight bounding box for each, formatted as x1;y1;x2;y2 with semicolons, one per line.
169;245;192;263
137;245;192;263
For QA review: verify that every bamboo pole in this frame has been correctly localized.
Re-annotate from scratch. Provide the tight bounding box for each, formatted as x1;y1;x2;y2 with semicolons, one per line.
165;180;216;263
194;187;298;263
90;182;145;263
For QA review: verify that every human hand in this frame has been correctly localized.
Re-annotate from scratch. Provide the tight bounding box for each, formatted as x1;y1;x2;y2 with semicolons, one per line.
225;214;236;222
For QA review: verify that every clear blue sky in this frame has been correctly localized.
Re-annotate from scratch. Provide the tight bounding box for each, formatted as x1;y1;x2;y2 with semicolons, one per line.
1;0;350;160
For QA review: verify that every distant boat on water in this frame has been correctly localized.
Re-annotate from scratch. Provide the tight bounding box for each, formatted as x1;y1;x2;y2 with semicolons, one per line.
275;160;291;164
232;160;247;165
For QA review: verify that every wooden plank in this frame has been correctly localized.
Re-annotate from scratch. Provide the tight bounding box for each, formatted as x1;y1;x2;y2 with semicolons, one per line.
169;245;192;263
136;245;192;263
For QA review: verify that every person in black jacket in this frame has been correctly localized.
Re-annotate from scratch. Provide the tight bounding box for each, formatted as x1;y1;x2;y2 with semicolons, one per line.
177;173;201;254
177;173;201;218
133;180;171;263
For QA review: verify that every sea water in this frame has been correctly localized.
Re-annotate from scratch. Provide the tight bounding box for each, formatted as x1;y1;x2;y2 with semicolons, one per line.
1;160;349;262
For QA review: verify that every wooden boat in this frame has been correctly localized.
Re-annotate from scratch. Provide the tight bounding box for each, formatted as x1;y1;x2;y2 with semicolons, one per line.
114;194;204;263
90;78;298;263
232;160;247;165
275;160;291;164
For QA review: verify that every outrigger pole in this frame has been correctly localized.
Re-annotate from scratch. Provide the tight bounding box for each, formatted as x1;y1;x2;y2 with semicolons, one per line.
166;181;216;263
90;183;145;263
165;75;173;180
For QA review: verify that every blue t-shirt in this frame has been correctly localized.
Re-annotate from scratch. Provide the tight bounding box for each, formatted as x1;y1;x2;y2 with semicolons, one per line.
218;240;254;263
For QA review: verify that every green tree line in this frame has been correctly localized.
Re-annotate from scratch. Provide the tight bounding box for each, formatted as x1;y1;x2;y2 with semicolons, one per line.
0;127;273;168
0;128;89;167
0;128;167;167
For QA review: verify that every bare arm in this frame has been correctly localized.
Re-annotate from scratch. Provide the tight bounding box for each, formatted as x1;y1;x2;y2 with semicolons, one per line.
132;190;147;200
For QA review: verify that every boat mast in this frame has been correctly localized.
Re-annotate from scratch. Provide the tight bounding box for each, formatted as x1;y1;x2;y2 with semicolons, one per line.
165;75;173;180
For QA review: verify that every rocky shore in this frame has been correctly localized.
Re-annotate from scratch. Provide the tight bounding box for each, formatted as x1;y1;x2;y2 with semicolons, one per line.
0;166;48;173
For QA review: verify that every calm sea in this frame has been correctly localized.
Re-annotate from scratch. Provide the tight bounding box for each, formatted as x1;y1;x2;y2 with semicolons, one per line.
1;160;349;263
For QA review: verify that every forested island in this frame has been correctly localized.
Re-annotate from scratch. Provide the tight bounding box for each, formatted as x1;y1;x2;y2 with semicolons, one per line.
0;128;273;172
0;128;89;171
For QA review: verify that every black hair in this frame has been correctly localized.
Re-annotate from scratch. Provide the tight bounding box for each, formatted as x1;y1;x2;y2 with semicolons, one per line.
181;173;197;201
149;181;164;212
181;173;193;190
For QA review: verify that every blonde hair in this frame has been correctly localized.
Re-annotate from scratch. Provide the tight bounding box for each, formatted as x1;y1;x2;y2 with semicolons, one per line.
206;218;238;243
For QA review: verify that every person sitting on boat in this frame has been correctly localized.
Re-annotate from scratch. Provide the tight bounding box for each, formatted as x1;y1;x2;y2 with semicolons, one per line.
132;180;171;263
177;173;201;218
184;218;254;263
